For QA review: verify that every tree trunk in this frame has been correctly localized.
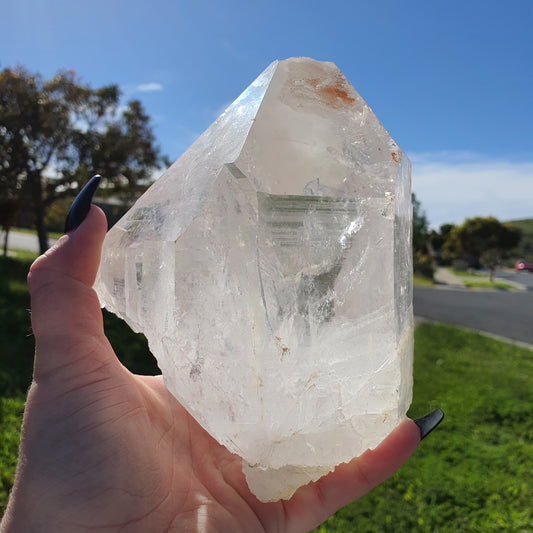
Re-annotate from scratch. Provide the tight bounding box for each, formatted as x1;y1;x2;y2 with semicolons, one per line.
36;216;49;255
0;200;22;257
2;228;9;257
27;170;49;254
489;268;495;283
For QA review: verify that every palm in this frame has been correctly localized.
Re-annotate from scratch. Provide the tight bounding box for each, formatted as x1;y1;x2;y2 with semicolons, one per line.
23;346;324;532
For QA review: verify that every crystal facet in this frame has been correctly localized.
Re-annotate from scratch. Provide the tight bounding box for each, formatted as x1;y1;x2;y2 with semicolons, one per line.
94;58;413;502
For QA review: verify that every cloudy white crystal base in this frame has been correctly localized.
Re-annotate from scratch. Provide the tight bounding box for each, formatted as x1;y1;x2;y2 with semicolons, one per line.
241;315;413;502
243;463;332;502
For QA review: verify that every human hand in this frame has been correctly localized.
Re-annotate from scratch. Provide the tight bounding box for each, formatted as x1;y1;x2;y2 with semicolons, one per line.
1;185;441;532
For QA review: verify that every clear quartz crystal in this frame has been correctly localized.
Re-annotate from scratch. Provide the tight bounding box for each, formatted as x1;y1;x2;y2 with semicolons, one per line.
94;57;413;502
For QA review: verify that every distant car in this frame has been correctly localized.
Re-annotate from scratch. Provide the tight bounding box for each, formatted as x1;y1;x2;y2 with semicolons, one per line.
515;260;533;272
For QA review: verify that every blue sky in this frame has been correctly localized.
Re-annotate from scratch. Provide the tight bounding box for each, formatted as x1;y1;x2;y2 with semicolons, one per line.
2;0;532;227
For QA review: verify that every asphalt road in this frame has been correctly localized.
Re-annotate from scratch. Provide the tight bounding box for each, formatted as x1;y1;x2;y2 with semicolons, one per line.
493;270;533;289
414;286;533;346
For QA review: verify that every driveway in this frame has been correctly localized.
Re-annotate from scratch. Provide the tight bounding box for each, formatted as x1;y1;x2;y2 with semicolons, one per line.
414;286;533;346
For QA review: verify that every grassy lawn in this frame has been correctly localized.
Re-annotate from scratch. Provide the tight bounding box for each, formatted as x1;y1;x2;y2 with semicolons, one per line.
449;268;488;280
4;249;40;262
413;272;435;287
315;323;532;532
447;268;516;291
462;280;514;291
1;253;531;531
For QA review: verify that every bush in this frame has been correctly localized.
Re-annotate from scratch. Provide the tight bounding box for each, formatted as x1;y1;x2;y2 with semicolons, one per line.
414;252;435;280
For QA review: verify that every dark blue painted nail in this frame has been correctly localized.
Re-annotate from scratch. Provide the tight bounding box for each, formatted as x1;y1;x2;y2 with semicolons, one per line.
414;409;444;440
64;175;102;233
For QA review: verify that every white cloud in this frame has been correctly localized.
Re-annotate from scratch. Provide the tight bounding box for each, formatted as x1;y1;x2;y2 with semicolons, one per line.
409;151;533;228
135;82;163;92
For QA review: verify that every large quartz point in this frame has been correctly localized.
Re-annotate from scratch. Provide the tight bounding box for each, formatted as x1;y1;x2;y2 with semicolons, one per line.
94;57;413;502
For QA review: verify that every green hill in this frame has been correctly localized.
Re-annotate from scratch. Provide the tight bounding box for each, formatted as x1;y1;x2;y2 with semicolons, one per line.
507;218;533;264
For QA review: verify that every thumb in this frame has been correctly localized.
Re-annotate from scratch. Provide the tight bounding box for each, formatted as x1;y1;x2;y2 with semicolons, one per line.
28;205;110;379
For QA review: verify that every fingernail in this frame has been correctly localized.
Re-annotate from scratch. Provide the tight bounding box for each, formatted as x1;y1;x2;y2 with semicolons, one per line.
64;175;102;233
414;409;444;440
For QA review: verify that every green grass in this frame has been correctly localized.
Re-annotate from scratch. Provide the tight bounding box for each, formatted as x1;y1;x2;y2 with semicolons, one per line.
413;272;435;287
447;268;516;291
463;281;514;291
449;268;484;279
6;249;40;262
0;398;25;511
315;324;533;532
1;253;532;531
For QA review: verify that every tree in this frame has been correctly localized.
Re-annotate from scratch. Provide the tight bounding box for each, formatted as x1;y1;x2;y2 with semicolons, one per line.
412;193;430;253
0;67;165;253
429;223;455;252
0;78;27;256
443;216;522;280
411;193;434;278
429;223;456;266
